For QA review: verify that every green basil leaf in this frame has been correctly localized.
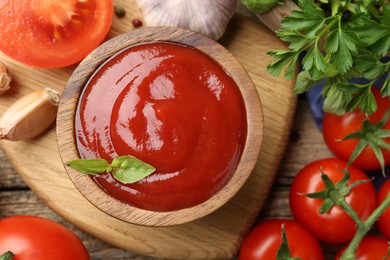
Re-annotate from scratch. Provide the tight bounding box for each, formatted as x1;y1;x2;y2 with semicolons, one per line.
66;158;110;175
111;155;156;184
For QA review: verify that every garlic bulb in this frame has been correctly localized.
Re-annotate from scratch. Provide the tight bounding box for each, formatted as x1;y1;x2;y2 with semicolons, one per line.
0;61;11;95
136;0;238;40
0;88;60;141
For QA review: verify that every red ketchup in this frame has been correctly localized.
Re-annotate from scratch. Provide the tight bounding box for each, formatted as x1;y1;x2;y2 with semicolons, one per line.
75;42;247;211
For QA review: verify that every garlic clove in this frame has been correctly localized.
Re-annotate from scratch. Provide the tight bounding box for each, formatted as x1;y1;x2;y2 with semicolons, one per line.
0;61;11;95
0;88;60;141
136;0;238;40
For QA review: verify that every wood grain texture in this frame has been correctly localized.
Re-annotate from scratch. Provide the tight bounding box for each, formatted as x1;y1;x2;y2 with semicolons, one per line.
57;26;264;226
0;1;297;259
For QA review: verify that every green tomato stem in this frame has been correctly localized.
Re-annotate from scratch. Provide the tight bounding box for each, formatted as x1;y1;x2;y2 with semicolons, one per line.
338;198;365;229
0;251;15;260
330;0;340;16
339;191;390;259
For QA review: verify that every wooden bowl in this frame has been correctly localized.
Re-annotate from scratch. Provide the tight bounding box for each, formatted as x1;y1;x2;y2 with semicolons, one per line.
57;26;263;226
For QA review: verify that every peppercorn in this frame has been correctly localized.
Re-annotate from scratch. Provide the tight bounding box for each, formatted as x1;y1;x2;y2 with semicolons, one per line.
132;18;143;28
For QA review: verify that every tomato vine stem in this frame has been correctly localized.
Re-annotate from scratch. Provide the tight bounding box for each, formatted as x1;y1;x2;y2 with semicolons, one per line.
339;191;390;259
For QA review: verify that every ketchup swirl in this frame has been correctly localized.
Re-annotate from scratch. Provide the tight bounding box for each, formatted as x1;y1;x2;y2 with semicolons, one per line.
75;42;247;211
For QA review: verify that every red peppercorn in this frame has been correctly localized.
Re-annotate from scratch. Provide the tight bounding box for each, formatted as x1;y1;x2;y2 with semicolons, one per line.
132;18;143;28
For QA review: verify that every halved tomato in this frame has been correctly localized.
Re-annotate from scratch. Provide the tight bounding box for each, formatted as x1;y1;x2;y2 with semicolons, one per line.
0;0;113;68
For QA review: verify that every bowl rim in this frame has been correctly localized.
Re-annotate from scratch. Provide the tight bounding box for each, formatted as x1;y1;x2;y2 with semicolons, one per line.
56;26;264;226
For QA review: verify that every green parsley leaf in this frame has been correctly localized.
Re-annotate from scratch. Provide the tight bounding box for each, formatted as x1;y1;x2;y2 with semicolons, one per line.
326;30;359;74
302;46;327;79
353;55;387;80
346;87;377;113
276;30;307;51
352;6;390;56
267;50;300;80
380;73;390;96
267;0;390;115
353;19;387;45
322;81;352;114
383;4;390;28
294;70;323;94
281;0;324;32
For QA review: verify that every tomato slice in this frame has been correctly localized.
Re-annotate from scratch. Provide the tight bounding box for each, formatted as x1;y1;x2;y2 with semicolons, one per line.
0;0;113;68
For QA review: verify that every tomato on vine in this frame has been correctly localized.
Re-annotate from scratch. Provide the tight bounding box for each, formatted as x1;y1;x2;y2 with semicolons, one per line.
322;87;390;172
239;219;324;260
289;158;377;244
377;178;390;240
336;236;390;259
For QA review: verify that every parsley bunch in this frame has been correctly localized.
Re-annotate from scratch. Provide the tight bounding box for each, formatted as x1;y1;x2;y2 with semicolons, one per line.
268;0;390;115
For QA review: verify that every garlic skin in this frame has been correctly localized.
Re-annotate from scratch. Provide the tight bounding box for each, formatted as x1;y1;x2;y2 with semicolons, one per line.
0;88;60;141
0;61;11;95
136;0;238;40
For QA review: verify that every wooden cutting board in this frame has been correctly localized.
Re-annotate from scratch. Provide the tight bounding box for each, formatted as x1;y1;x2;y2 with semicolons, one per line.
0;1;297;259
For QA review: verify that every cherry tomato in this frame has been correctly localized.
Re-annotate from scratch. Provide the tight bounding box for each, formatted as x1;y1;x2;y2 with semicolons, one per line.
336;236;390;259
239;219;324;260
0;0;113;68
322;87;390;171
377;178;390;240
289;158;377;244
0;215;89;260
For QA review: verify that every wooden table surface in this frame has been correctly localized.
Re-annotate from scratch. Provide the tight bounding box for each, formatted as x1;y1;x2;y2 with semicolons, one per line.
0;94;345;259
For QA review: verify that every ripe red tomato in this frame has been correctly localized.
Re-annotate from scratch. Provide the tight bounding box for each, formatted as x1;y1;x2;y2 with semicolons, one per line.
289;158;377;244
0;216;89;260
322;87;390;171
239;219;324;260
0;0;113;68
377;178;390;240
336;236;390;259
